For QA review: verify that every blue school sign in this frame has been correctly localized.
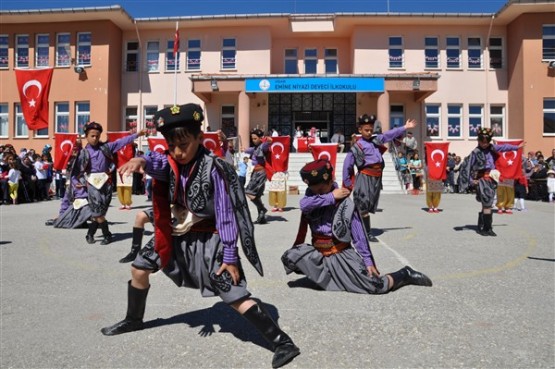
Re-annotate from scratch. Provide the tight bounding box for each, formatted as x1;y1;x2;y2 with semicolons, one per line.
245;77;384;93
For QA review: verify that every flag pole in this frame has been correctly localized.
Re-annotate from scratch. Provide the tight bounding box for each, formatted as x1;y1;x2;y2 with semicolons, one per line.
173;21;179;106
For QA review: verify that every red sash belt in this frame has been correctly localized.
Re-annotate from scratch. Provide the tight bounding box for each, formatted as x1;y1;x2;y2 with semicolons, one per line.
253;165;265;172
360;164;383;177
312;235;349;256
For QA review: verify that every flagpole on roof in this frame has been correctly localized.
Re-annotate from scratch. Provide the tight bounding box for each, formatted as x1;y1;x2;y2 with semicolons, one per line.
173;21;179;106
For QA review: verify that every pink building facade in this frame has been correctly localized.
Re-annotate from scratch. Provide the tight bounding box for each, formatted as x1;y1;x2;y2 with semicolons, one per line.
1;1;553;156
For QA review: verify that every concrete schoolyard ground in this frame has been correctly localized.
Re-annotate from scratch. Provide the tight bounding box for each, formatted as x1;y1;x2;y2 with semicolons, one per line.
1;192;554;368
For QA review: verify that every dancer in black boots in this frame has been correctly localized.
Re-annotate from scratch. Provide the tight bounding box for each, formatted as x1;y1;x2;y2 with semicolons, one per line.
77;122;145;245
243;129;271;225
458;127;524;237
101;104;300;368
282;159;433;294
119;208;153;263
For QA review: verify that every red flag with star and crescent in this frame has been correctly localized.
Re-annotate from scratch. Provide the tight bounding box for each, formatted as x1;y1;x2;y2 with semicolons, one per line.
15;68;53;130
425;142;450;180
310;143;339;177
203;132;224;157
53;133;78;171
107;132;135;167
265;136;290;180
494;139;523;179
148;137;169;154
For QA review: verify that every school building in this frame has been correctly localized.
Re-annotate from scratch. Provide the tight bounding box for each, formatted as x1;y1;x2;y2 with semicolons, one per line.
0;0;554;156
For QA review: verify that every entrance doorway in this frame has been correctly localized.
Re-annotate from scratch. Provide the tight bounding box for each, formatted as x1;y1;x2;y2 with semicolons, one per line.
293;112;330;142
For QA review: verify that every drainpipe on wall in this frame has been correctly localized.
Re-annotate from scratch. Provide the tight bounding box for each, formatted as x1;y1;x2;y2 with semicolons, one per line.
485;15;495;133
134;20;144;150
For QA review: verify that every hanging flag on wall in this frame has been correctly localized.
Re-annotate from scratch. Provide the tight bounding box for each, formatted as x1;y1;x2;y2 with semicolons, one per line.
14;68;53;130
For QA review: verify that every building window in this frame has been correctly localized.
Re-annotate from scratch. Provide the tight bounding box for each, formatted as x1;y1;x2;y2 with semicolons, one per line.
446;37;460;69
222;38;236;70
125;41;139;72
56;33;71;67
389;105;404;130
55;102;69;133
489;37;503;69
425;104;440;137
447;104;462;138
166;39;179;71
77;32;91;66
15;104;28;137
468;37;482;69
35;125;48;137
490;105;504;137
146;41;159;72
221;105;236;137
304;48;317;74
324;48;338;74
144;106;157;135
468;104;483;138
0;104;8;137
187;39;201;71
125;107;138;131
15;34;29;68
389;36;403;69
0;35;8;69
543;98;555;135
542;25;555;61
36;34;50;68
75;102;90;135
424;37;439;69
284;48;298;74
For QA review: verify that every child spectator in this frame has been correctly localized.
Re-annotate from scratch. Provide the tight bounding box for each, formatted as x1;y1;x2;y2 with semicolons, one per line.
238;156;249;188
7;161;21;205
547;169;555;203
282;159;432;294
514;172;529;211
268;171;287;212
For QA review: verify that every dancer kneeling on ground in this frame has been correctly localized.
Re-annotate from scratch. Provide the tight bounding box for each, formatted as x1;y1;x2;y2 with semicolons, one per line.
101;104;300;369
282;159;433;294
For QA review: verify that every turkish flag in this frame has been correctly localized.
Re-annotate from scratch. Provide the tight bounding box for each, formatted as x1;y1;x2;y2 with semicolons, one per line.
203;132;224;157
494;139;523;180
425;142;450;180
264;136;291;180
53;133;78;171
311;143;338;177
107;132;135;168
15;68;53;130
173;23;180;57
148;137;168;154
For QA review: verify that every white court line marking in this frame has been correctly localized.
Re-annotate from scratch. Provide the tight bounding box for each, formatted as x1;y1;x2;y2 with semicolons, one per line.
376;238;411;266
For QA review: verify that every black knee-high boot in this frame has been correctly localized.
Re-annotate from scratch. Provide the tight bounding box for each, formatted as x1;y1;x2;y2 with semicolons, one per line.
101;281;149;336
242;304;300;368
483;213;496;237
86;221;99;244
98;221;112;245
252;198;268;224
362;216;378;242
477;212;484;234
119;227;143;263
389;266;433;291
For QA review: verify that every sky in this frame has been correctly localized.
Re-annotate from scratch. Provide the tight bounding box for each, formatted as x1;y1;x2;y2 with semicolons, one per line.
1;0;511;18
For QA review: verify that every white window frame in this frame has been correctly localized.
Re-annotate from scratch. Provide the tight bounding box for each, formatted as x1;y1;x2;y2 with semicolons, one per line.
467;37;482;69
125;107;138;131
221;38;236;70
15;103;29;138
468;104;483;138
388;36;404;69
324;48;338;74
424;36;439;69
489;37;503;69
75;102;90;136
425;104;441;138
0;103;8;137
76;32;91;67
55;102;70;133
490;105;505;138
165;39;179;72
125;41;139;72
15;34;29;68
284;48;298;74
56;33;71;67
144;106;158;136
542;24;555;61
0;35;8;69
186;39;201;71
146;41;159;72
544;98;555;136
447;104;462;138
304;48;318;74
35;34;50;68
446;36;461;69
